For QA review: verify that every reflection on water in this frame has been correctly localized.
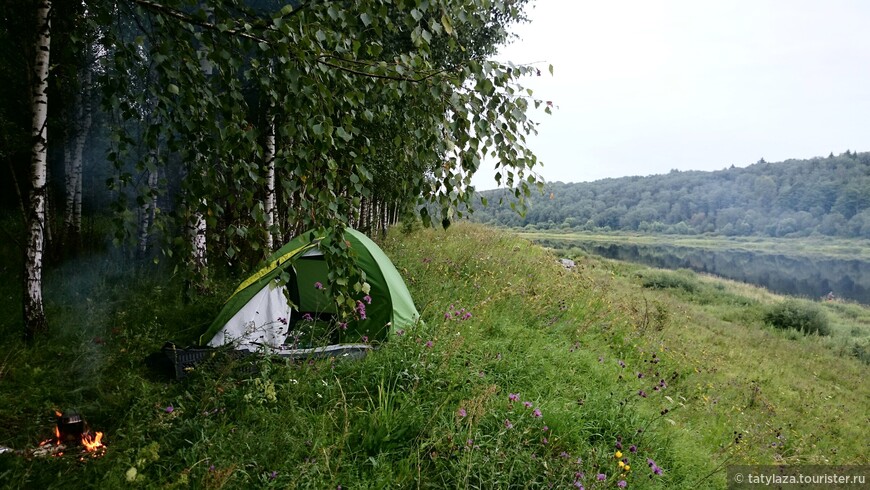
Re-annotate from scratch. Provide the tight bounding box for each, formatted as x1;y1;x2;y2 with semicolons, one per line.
550;240;870;305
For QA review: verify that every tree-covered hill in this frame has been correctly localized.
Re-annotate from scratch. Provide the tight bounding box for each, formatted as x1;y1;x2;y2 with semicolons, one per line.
473;151;870;238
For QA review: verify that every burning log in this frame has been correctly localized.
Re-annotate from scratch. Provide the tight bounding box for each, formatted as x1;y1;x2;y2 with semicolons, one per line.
0;410;107;459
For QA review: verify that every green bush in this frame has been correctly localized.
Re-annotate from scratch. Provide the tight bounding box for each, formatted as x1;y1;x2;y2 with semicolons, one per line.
639;269;699;293
763;300;831;336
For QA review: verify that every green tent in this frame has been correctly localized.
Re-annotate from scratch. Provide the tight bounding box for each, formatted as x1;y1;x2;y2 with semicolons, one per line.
200;228;419;354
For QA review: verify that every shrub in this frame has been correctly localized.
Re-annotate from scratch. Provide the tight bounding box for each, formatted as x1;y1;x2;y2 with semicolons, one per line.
763;300;831;336
639;269;699;293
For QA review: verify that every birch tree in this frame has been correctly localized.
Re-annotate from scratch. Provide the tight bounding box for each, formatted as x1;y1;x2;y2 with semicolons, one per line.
24;0;52;339
64;65;92;249
105;0;546;307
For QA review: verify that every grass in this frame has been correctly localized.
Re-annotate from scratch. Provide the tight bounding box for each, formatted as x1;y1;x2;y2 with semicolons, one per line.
555;245;869;466
0;222;867;488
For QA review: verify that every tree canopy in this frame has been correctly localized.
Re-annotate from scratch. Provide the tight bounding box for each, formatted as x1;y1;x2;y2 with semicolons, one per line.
3;0;548;333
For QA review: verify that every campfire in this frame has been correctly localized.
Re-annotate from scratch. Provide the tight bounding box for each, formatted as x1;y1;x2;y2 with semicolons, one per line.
33;409;106;459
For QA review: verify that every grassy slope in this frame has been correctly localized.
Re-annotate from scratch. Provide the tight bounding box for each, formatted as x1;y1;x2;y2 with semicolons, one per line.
571;259;870;465
0;223;866;488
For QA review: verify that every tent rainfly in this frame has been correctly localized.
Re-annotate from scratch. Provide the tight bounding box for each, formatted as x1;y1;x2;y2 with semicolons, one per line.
199;228;419;356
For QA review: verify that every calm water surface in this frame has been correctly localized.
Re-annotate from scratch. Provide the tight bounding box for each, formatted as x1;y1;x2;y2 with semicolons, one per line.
552;240;870;305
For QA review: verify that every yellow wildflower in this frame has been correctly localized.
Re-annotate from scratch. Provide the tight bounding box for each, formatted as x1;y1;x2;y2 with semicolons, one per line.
615;451;623;459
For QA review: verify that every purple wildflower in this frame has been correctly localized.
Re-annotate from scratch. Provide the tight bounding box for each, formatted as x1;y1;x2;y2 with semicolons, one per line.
597;473;606;481
573;481;584;489
542;437;548;444
637;372;644;379
339;322;348;330
361;335;369;343
356;301;367;320
302;313;313;321
165;405;174;414
617;480;627;488
618;360;626;368
508;393;519;402
523;401;533;408
462;312;473;320
629;444;638;453
504;419;513;429
467;439;474;447
363;295;372;304
209;464;215;472
532;408;543;418
458;407;467;418
269;471;278;480
560;451;570;458
314;281;323;290
638;390;647;398
425;340;434;348
615;441;623;450
444;312;452;320
542;425;549;432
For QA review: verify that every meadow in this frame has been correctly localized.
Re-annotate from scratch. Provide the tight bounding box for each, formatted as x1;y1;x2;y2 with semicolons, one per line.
0;223;867;488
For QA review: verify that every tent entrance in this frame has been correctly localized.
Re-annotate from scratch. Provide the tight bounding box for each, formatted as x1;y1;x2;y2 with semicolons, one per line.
294;256;336;315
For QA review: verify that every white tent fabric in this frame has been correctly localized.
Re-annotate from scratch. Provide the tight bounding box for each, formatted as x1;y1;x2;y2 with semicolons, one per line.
207;280;291;352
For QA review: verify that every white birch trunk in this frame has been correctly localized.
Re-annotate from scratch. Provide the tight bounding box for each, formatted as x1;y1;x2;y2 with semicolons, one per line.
65;68;91;244
63;142;74;234
191;203;207;272
25;0;51;338
359;197;366;231
373;199;381;235
264;115;276;251
138;160;158;255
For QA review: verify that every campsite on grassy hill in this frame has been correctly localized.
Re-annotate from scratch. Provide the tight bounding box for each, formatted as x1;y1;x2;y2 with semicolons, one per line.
3;0;870;488
1;223;869;488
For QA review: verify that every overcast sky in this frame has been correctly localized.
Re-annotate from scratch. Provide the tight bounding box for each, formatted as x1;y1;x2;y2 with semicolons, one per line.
472;0;870;190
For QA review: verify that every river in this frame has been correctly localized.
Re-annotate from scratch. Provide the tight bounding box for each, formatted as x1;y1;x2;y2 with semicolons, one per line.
543;239;870;305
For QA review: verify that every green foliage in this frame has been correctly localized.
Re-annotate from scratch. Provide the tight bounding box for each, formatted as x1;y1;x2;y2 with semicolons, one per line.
100;0;546;298
763;300;831;336
639;269;699;293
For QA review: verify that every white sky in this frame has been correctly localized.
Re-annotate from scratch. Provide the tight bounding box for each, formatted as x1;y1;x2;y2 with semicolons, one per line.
472;0;870;189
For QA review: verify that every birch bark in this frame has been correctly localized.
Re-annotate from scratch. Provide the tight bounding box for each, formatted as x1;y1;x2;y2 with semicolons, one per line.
24;0;52;338
264;114;276;251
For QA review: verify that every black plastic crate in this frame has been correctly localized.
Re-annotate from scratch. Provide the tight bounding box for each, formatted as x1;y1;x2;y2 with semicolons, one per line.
161;343;253;379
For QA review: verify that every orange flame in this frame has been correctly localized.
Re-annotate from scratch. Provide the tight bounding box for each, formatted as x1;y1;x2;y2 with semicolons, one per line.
81;431;104;453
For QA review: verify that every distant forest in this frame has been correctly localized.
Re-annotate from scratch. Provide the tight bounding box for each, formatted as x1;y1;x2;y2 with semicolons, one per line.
472;151;870;238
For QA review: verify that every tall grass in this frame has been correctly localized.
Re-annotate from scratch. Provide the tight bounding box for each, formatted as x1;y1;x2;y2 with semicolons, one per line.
0;222;866;489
